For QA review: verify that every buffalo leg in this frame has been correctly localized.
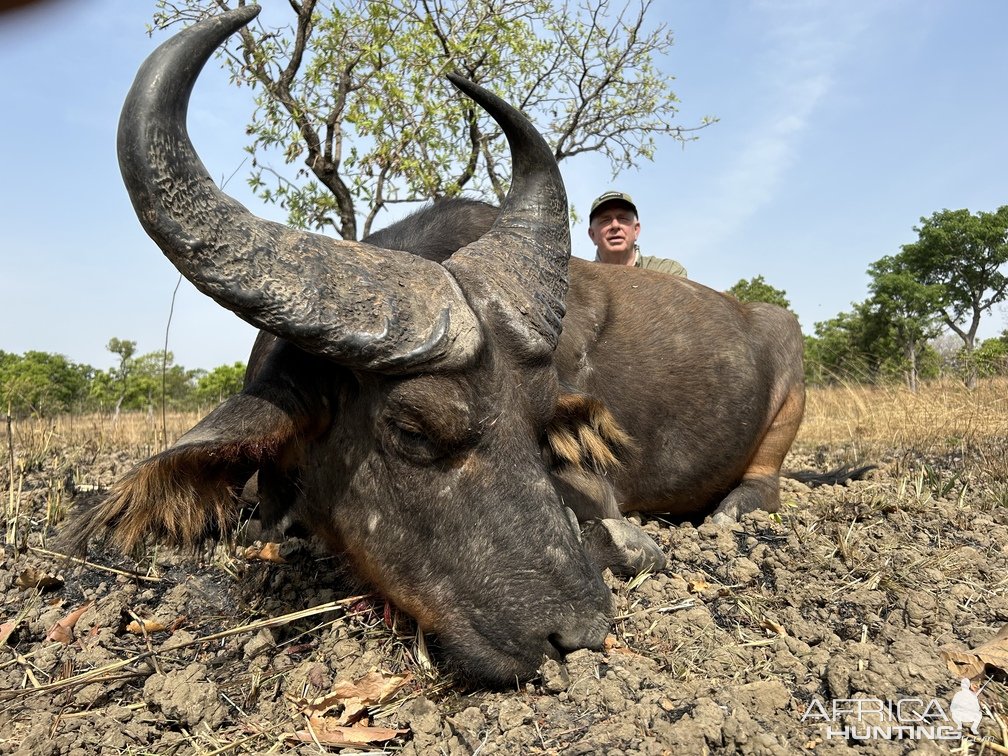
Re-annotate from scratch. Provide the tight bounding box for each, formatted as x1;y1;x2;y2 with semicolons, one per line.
581;518;667;576
711;381;805;525
552;469;666;575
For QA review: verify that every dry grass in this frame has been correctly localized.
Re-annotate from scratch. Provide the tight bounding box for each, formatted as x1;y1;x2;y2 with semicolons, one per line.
6;411;202;465
3;411;202;548
7;378;1008;473
6;381;1006;544
798;377;1008;454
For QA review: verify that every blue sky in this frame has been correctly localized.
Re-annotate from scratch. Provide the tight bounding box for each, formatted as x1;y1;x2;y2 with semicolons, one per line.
2;0;1006;370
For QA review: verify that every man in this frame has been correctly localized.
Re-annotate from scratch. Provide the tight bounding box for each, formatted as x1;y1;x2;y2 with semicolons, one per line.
587;191;687;276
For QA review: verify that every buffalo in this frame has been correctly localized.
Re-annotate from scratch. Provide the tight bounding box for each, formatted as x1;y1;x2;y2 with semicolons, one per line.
69;6;809;686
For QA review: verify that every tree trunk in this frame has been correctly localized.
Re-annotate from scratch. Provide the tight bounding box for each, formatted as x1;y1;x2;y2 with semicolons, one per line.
963;336;978;390
904;341;918;393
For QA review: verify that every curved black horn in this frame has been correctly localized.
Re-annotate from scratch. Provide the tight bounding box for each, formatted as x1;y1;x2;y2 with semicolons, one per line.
443;74;570;352
118;6;482;372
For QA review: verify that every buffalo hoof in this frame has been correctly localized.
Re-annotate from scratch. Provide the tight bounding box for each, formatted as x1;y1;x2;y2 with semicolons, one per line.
710;476;780;525
710;510;737;527
581;518;667;577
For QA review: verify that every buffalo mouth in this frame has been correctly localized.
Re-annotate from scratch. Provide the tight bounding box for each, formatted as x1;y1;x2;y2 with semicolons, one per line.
431;602;613;687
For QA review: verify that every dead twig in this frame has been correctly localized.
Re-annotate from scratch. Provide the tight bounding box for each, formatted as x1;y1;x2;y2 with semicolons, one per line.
0;597;363;699
27;546;162;583
611;599;694;622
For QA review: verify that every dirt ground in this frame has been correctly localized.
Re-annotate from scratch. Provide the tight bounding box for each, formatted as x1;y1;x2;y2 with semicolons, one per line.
1;435;1007;754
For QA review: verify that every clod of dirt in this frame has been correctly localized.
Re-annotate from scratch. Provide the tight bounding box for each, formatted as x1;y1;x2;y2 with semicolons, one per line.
142;663;227;729
540;657;571;692
3;438;1008;753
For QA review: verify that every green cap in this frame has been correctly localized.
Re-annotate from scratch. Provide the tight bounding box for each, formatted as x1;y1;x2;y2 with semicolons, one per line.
589;191;638;221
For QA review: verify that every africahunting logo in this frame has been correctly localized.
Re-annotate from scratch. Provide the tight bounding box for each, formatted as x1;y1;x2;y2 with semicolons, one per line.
801;678;983;741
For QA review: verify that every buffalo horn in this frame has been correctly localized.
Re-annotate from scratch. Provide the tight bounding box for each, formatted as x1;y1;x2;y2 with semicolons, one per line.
443;74;570;353
117;5;482;372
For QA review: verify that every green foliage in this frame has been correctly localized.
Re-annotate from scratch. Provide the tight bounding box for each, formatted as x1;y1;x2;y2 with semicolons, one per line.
90;340;202;412
194;362;246;404
0;351;93;415
154;0;711;239
1;341;246;416
804;310;873;384
966;337;1008;378
727;276;792;311
900;205;1008;386
859;253;945;390
803;297;941;387
804;206;1008;389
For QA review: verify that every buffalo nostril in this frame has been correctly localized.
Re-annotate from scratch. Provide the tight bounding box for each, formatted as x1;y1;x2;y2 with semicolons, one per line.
547;613;610;657
545;634;566;661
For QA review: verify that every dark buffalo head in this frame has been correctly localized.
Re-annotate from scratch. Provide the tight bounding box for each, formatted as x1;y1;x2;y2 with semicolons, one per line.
70;6;614;685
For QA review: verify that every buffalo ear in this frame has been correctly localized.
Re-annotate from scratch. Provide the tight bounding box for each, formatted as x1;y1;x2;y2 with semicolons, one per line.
545;393;637;523
545;393;636;475
60;392;308;556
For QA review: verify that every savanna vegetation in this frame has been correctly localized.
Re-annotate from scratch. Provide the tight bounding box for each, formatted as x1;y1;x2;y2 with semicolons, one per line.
6;204;1006;419
0;339;245;417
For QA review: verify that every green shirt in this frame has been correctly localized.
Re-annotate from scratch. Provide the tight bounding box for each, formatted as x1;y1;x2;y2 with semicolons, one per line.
636;253;687;277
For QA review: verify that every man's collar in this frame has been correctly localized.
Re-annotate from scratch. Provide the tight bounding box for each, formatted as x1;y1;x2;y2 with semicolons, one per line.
593;244;640;267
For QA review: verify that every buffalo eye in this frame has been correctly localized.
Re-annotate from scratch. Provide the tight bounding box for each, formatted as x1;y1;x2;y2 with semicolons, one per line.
393;418;427;443
385;415;441;462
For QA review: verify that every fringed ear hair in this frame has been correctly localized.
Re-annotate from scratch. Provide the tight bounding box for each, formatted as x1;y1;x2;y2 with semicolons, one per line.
545;393;637;475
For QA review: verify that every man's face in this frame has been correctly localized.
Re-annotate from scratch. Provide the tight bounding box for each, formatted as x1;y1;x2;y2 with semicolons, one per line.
588;203;640;262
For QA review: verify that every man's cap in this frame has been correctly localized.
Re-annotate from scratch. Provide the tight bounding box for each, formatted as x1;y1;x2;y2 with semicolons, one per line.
589;191;638;221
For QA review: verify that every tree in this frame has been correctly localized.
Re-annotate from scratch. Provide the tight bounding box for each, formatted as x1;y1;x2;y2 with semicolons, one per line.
970;337;1008;378
104;337;137;413
863;254;944;392
127;351;196;410
0;351;93;415
93;339;197;412
727;275;792;311
900;206;1008;388
804;309;873;384
194;362;246;404
154;0;712;238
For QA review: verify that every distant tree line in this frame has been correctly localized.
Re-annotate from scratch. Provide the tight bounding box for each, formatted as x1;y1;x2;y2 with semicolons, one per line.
730;205;1008;390
1;338;245;417
5;205;1005;414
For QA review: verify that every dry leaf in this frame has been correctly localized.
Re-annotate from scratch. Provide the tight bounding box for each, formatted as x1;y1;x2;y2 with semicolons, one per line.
306;663;329;690
942;623;1008;679
46;601;94;645
243;542;286;563
126;618;168;634
292;716;406;747
0;620;18;646
337;700;369;727
687;578;711;593
301;671;412;718
17;567;63;592
762;618;788;637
